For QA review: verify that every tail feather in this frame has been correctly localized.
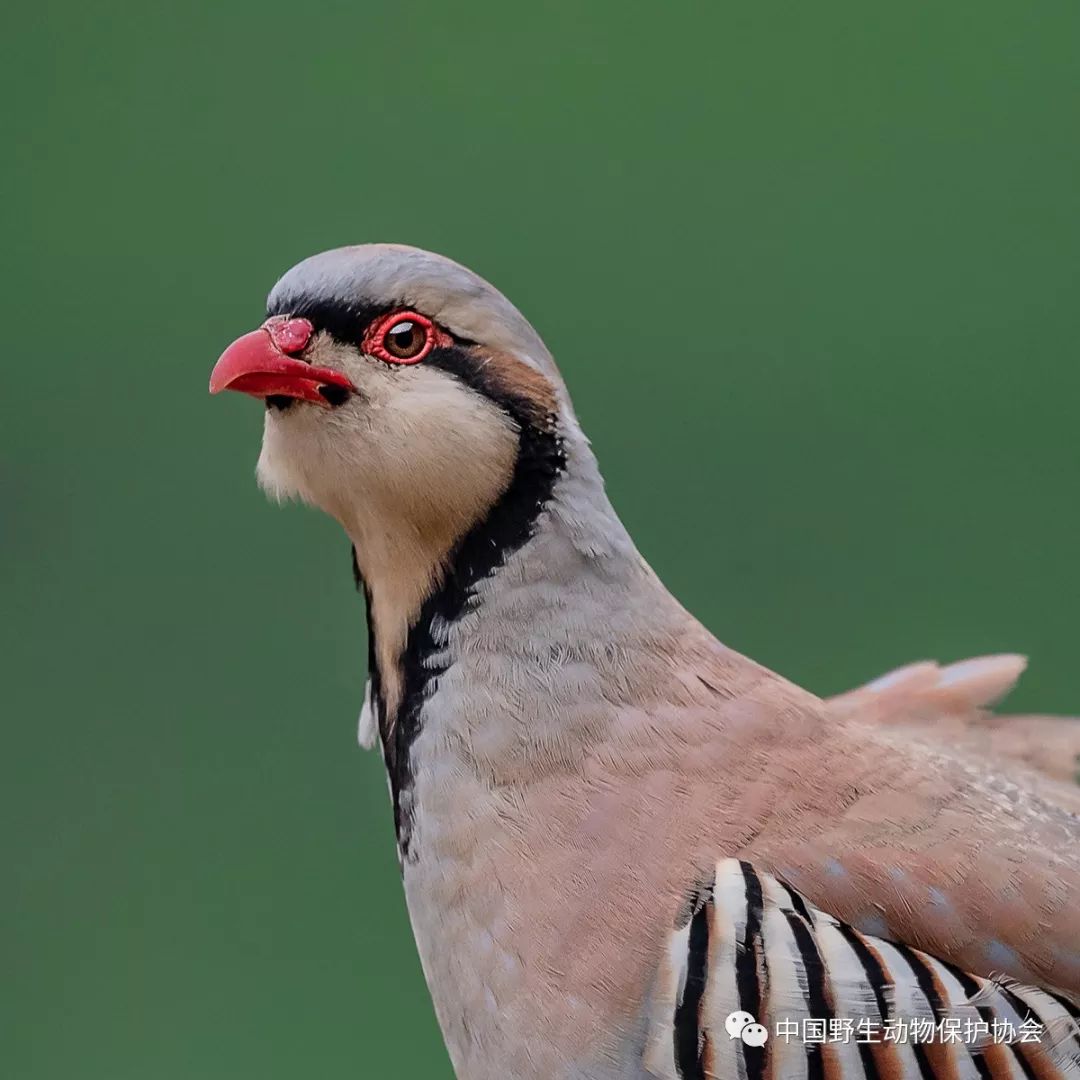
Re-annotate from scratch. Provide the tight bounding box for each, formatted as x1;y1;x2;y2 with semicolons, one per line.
832;653;1028;715
830;654;1080;792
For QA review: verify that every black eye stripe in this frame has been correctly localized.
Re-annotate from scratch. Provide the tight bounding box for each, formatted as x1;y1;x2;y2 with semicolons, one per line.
265;294;388;344
265;294;473;349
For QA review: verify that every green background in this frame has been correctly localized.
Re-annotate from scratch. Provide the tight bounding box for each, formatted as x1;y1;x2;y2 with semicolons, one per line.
5;2;1079;1076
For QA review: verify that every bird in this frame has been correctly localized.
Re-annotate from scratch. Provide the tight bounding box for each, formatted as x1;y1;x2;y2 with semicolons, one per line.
210;244;1080;1079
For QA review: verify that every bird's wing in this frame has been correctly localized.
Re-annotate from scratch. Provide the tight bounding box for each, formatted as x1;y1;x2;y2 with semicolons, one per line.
752;716;1080;998
827;654;1080;795
643;859;1080;1080
606;645;1080;1001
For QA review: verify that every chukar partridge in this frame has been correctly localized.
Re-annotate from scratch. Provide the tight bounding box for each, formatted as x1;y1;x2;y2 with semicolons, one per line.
210;244;1080;1079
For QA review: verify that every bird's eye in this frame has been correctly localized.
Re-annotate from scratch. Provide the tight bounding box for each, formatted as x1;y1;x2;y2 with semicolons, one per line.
384;320;425;359
364;310;443;365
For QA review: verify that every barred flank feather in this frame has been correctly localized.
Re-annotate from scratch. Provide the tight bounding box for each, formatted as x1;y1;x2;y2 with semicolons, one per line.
646;861;1080;1080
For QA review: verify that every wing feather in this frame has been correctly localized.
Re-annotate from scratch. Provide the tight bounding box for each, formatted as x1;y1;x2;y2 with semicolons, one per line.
646;860;1080;1079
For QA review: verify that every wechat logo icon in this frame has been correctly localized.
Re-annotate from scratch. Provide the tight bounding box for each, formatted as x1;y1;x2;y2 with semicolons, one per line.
725;1010;769;1047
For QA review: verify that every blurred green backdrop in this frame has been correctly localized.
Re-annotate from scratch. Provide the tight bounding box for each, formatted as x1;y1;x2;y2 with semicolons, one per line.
5;2;1080;1076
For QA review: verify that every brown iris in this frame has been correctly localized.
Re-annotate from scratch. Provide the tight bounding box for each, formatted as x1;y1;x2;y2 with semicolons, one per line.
382;319;426;360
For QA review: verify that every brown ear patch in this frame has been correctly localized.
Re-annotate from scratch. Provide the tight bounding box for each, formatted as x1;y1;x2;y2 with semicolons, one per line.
477;347;560;417
430;344;560;431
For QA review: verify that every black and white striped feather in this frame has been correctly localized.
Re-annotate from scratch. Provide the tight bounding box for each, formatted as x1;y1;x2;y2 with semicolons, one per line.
645;859;1080;1080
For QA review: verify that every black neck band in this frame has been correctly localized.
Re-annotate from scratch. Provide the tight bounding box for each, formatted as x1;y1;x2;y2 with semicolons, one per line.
355;346;565;857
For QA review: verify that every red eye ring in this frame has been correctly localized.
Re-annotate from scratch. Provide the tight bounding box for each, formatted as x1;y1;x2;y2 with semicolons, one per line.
362;310;450;365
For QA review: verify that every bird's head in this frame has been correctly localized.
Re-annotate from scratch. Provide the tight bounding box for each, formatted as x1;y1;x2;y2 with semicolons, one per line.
211;244;574;567
212;244;639;818
209;244;624;723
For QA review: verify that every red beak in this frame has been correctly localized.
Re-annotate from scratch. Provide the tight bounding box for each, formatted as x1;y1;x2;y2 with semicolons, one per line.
209;317;355;406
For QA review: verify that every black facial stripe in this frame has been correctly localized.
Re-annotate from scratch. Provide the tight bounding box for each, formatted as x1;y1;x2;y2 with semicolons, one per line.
265;293;475;351
304;283;563;856
425;344;553;431
266;292;388;344
267;294;541;429
343;342;565;857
